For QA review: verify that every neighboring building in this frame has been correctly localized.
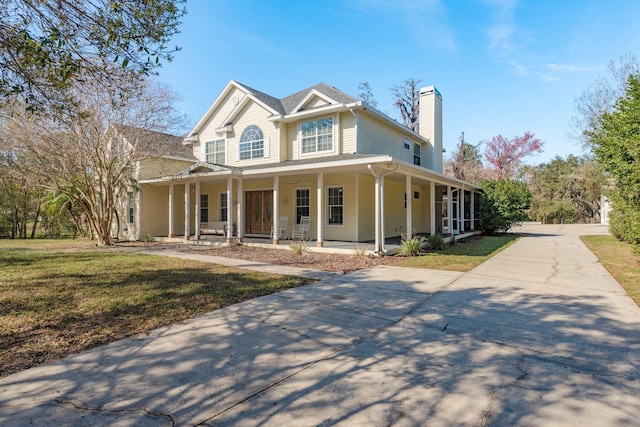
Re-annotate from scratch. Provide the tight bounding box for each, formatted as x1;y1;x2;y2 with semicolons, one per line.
132;80;481;253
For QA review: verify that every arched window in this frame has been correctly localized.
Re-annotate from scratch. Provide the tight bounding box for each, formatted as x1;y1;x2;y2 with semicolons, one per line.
239;125;264;160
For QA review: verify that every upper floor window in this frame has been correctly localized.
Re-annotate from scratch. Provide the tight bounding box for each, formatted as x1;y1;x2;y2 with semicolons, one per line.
206;139;225;164
239;125;264;160
413;143;421;166
301;117;333;154
403;137;410;150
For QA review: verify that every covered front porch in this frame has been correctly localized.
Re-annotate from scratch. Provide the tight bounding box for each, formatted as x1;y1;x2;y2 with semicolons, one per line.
137;156;482;254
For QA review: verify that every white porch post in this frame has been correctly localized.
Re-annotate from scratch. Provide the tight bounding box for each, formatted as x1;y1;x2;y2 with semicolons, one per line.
470;191;475;231
458;188;464;234
195;180;201;240
237;178;243;242
430;181;436;235
374;175;382;253
273;175;280;244
184;182;190;240
447;185;452;236
405;174;412;239
316;172;324;247
226;176;233;243
381;176;386;251
168;184;174;238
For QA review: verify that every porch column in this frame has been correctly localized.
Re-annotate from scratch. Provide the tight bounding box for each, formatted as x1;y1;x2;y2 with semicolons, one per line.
374;175;382;253
168;184;174;238
184;182;190;240
430;181;436;235
470;191;475;231
316;172;324;247
381;176;386;251
447;185;452;236
273;175;280;244
226;176;233;244
458;188;464;234
236;178;243;242
405;174;412;239
194;180;201;240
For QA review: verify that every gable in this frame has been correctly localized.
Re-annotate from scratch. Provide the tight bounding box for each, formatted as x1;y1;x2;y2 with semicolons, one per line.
300;95;331;110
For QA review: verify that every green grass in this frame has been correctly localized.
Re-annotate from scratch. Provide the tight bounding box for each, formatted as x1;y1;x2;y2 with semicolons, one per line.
0;239;309;378
394;234;521;271
581;235;640;307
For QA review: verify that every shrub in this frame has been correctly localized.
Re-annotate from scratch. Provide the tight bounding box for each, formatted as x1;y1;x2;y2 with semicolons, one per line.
479;179;531;234
426;234;445;250
142;233;155;243
289;239;308;256
399;233;425;256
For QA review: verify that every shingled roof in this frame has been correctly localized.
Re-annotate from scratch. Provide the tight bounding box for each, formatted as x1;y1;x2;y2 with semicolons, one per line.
234;81;360;116
114;124;197;160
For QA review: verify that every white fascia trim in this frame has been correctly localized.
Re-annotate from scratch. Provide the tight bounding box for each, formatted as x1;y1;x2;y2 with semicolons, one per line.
394;159;482;190
291;89;340;114
276;104;348;122
139;169;237;184
221;92;281;130
241;155;393;176
188;80;239;137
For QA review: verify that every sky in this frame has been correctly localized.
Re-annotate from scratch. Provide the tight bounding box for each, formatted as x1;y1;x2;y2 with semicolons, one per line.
156;0;640;165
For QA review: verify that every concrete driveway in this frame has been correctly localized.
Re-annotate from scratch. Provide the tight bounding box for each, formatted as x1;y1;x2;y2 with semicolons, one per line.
1;224;639;426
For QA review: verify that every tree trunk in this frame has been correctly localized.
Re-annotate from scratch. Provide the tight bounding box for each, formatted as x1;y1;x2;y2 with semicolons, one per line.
30;201;41;239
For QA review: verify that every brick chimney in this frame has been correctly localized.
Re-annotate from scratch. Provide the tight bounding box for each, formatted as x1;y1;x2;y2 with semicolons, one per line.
419;86;443;173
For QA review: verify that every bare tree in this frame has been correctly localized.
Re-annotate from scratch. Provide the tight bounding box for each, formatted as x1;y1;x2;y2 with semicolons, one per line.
357;82;378;107
4;78;184;245
391;78;422;132
444;132;488;183
571;53;639;148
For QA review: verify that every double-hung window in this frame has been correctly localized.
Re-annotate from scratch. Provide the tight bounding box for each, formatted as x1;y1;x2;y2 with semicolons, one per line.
413;143;421;166
220;193;228;221
206;139;225;164
295;189;310;224
200;194;209;223
301;117;333;154
239;125;264;160
327;187;343;225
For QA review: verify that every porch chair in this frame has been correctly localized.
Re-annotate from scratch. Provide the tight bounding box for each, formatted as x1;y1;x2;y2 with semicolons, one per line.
291;215;310;240
270;216;288;240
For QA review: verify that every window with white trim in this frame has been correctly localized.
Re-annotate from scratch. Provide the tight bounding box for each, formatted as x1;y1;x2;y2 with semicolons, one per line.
295;189;310;224
327;187;343;225
413;143;421;166
220;193;228;221
301;117;333;154
205;139;225;164
403;137;410;150
127;192;134;224
239;125;264;160
200;194;209;223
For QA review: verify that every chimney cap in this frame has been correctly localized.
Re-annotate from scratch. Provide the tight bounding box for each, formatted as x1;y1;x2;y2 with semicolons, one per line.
419;85;442;99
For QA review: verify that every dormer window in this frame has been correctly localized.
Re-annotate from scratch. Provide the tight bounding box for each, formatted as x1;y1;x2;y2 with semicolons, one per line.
301;117;333;154
239;125;264;160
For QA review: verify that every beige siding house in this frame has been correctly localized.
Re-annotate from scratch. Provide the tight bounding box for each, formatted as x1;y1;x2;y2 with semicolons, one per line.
133;81;481;253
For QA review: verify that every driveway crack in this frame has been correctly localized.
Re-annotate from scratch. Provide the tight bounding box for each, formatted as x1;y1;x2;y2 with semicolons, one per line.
54;399;175;426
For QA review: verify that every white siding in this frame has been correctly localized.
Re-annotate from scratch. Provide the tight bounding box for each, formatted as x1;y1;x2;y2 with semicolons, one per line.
227;102;279;167
358;113;425;167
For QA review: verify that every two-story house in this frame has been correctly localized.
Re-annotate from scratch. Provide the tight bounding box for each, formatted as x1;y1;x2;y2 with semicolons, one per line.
133;80;481;253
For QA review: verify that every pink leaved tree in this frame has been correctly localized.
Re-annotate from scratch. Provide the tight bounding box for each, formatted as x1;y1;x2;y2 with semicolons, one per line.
484;132;544;179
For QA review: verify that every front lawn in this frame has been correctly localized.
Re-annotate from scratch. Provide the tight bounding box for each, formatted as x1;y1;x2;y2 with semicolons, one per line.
0;240;308;378
581;235;640;307
395;234;520;271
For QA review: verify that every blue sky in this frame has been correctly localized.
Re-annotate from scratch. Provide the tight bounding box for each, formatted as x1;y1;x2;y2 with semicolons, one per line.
157;0;640;165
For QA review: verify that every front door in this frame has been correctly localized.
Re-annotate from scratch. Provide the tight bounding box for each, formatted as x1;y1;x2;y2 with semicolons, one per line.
245;190;273;235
